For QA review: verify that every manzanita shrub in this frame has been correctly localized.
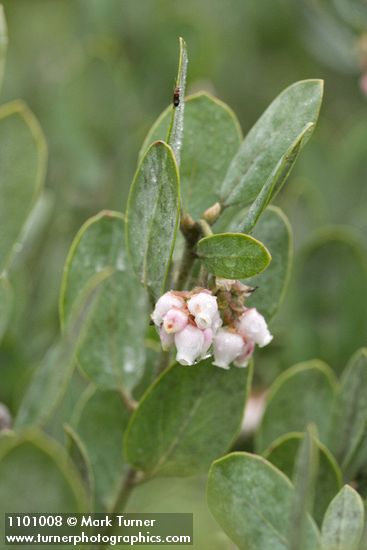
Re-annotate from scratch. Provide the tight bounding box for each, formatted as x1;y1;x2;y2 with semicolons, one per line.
1;19;367;550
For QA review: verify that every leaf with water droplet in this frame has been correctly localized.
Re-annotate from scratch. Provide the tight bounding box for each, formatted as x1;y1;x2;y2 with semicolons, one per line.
321;485;364;550
239;123;314;234
140;92;242;220
0;100;47;272
166;37;188;165
125;359;252;477
264;432;342;526
15;268;112;429
126;141;180;302
207;453;321;550
60;211;147;392
220;80;323;209
197;232;271;279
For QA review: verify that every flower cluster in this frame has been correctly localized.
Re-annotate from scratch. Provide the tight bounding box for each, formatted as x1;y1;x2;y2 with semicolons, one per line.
212;308;272;369
151;280;273;369
151;289;221;366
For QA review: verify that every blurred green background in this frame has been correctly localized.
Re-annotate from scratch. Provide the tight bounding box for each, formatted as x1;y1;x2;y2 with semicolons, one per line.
1;0;367;415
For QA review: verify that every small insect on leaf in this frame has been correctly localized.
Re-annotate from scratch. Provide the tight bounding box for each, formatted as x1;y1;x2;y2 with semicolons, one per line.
173;86;180;108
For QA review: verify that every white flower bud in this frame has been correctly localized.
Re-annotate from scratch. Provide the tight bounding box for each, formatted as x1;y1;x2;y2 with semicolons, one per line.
174;325;205;366
213;328;244;369
163;308;188;334
234;340;255;368
151;292;184;326
212;311;223;332
159;327;174;351
201;328;213;359
237;308;273;348
187;292;218;329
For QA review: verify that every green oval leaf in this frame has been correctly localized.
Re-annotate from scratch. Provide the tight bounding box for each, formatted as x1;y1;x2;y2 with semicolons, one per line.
126;140;180;301
15;269;112;429
240;123;314;234
220;79;323;208
73;387;130;512
285;230;367;373
288;426;319;550
207;452;320;550
197;232;271;279
329;348;367;478
321;485;365;550
125;360;252;477
64;423;94;505
140;92;242;219
244;206;292;320
60;211;147;392
264;432;342;526
0;100;47;271
128;476;230;549
0;274;12;342
256;360;338;453
0;430;87;513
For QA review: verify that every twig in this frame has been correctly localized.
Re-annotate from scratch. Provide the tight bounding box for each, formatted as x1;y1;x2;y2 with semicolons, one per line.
118;388;138;413
97;468;141;549
110;467;139;514
174;241;197;290
174;212;206;290
197;219;213;237
157;348;171;375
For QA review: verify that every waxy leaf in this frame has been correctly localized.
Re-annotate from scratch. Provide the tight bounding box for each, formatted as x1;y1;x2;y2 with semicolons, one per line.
140;92;242;219
15;269;112;429
240;123;314;234
220;79;323;208
197;232;271;279
73;387;130;511
321;485;364;550
285;230;367;373
0;274;12;342
0;5;7;94
125;360;252;477
0;430;87;513
132;338;161;401
128;476;230;549
42;370;88;444
329;348;367;478
264;432;342;525
166;37;188;165
288;426;319;550
11;190;54;269
359;513;367;550
245;206;292;320
64;423;94;504
60;211;147;391
0;101;46;272
126;140;180;301
256;360;338;452
207;453;320;550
